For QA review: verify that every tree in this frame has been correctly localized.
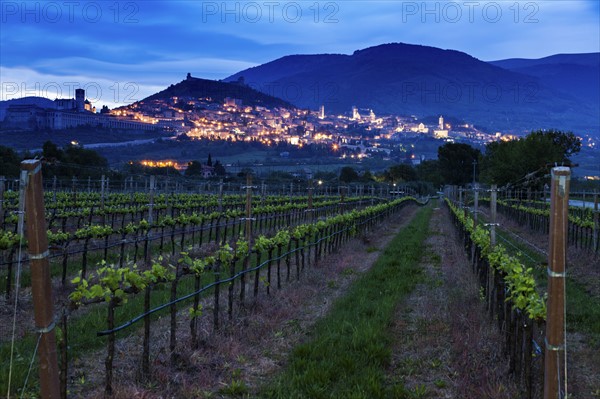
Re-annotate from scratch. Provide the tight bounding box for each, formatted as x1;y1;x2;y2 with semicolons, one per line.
384;164;417;183
41;141;109;179
361;170;374;182
415;160;443;188
63;144;108;178
207;153;213;167
480;130;581;189
0;146;21;177
42;141;63;161
185;160;203;176
339;166;359;183
437;143;481;185
213;160;226;176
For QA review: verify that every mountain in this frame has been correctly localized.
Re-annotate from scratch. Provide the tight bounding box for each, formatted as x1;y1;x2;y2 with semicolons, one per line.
225;43;599;135
140;75;295;109
489;53;599;69
489;53;600;105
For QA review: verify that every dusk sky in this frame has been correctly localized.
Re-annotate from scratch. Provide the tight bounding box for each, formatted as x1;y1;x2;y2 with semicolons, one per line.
1;0;599;108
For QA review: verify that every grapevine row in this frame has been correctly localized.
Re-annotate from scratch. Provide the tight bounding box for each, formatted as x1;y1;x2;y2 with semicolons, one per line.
64;196;422;395
1;197;376;298
480;198;599;253
446;197;546;397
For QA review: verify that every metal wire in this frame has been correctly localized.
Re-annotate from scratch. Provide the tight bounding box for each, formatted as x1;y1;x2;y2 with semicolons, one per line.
7;170;28;399
19;333;42;399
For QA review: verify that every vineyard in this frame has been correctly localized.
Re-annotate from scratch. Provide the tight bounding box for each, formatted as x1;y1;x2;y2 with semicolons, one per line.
2;163;599;398
1;165;424;398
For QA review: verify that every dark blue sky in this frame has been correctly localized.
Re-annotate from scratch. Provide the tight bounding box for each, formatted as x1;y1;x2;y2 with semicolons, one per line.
1;0;599;108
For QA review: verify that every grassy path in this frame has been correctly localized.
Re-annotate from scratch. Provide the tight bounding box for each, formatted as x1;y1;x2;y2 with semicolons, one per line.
262;206;432;398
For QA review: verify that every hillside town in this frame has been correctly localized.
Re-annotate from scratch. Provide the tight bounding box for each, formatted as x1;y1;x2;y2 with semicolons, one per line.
2;75;598;172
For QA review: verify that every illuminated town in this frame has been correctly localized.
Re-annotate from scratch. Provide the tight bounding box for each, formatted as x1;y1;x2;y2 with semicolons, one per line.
2;75;597;175
102;76;518;166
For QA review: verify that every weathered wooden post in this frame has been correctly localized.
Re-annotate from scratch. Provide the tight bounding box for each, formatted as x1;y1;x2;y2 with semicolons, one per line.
52;176;57;203
142;175;155;379
594;191;599;255
218;179;223;213
240;173;253;305
307;179;314;223
0;176;5;223
245;173;253;240
21;160;61;398
544;167;570;399
100;175;106;209
490;185;498;247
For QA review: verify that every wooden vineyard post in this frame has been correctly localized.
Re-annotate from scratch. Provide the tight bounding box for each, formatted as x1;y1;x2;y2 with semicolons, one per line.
488;185;498;316
0;176;5;224
594;192;599;255
100;174;105;208
307;179;314;223
218;179;223;212
245;173;253;240
544;167;570;399
71;176;77;209
240;173;253;306
21;160;61;398
52;176;57;203
490;185;498;247
142;175;155;379
473;183;479;228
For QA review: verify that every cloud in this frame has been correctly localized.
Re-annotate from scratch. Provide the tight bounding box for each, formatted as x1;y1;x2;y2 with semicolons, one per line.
0;52;258;108
1;0;598;105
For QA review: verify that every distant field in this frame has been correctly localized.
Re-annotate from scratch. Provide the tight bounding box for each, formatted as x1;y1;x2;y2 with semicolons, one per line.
0;127;169;152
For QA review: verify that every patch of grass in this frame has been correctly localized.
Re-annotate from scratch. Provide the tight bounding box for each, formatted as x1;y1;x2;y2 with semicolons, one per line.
366;246;379;253
564;278;600;343
429;358;442;369
426;252;442;266
219;379;249;396
262;206;433;398
434;379;447;388
410;384;428;398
